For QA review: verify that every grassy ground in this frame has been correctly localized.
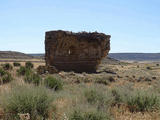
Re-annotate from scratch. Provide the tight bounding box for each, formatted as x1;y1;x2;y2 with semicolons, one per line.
0;59;160;120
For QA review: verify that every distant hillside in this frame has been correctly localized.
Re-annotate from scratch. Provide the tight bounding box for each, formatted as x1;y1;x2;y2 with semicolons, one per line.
28;54;44;59
28;54;44;57
0;51;33;59
109;53;160;61
1;51;160;62
29;53;160;61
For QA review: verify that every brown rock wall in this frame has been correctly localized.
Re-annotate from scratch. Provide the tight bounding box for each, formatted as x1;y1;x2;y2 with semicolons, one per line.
45;30;111;73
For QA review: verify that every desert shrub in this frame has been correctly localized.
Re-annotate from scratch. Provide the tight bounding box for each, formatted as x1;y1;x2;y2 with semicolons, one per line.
24;72;42;86
85;89;104;105
144;77;152;82
111;89;124;104
95;76;115;85
69;110;83;120
44;76;63;91
1;85;53;119
2;63;13;70
111;84;134;105
132;75;136;78
152;81;160;93
84;88;113;110
0;67;6;76
17;66;31;76
83;77;92;83
96;79;109;85
127;90;160;112
117;75;122;78
146;66;152;70
152;76;156;80
13;62;21;67
25;61;34;69
95;77;109;85
24;70;34;83
111;85;160;112
69;109;111;120
37;65;47;75
108;76;115;82
84;111;109;120
1;72;13;84
32;74;42;85
137;76;145;82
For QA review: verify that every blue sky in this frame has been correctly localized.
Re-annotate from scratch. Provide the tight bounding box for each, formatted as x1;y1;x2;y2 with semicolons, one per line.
0;0;160;53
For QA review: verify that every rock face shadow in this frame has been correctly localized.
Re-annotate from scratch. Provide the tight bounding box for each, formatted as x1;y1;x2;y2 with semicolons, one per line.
45;30;111;73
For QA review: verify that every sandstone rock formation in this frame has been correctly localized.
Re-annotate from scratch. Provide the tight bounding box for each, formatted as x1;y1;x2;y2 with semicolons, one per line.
45;30;111;73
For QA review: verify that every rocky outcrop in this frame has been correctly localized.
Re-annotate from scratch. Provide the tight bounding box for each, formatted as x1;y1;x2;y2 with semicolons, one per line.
45;30;111;73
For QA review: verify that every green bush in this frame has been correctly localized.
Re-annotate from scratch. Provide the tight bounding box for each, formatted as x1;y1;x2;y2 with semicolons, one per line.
2;63;13;70
127;90;160;112
111;88;131;105
25;61;34;69
111;89;123;104
1;85;53;120
111;84;134;105
44;76;63;91
84;88;113;110
95;77;109;85
146;66;152;70
0;72;13;84
95;76;115;85
1;72;13;84
17;66;31;76
0;68;6;76
24;69;34;83
144;77;152;82
84;112;109;120
69;110;110;120
13;62;21;67
24;72;42;86
69;110;83;120
85;89;104;105
111;85;160;112
0;68;13;84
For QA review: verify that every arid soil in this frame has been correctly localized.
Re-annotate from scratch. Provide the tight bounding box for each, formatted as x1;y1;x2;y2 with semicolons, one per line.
0;58;160;120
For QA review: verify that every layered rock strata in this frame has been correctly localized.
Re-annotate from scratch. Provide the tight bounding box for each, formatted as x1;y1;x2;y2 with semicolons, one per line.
45;30;111;73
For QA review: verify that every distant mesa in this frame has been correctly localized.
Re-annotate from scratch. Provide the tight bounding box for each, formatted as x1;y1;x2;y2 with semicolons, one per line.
45;30;111;73
0;51;33;59
109;53;160;61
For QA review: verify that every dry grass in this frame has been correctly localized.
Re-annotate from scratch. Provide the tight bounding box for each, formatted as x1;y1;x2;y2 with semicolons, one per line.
0;59;160;119
0;58;45;68
111;105;160;120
